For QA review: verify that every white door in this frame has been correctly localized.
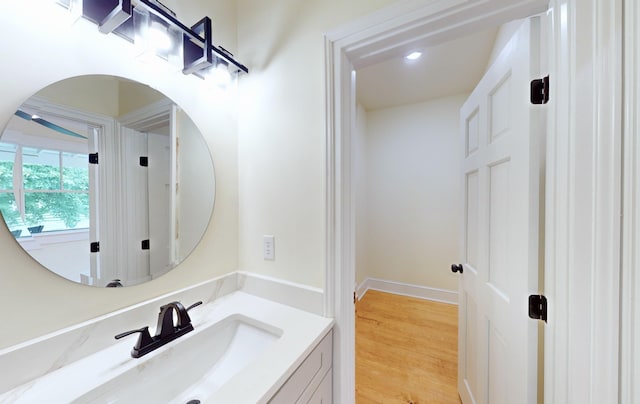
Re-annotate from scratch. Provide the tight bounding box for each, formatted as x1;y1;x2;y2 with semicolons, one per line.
147;131;172;277
122;127;150;284
457;17;543;404
88;126;100;282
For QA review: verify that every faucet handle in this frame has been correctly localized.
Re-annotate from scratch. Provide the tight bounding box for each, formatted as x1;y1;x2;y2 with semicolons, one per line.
114;326;154;352
155;300;203;339
186;301;203;311
174;300;203;328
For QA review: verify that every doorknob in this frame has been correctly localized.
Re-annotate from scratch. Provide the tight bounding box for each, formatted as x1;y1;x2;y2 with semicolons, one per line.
451;264;464;274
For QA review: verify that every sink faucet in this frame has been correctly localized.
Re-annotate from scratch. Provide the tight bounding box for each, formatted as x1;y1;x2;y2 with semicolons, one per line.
115;300;203;358
155;301;201;338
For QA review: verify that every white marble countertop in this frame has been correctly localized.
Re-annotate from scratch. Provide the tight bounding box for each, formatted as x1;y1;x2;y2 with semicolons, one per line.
0;291;333;404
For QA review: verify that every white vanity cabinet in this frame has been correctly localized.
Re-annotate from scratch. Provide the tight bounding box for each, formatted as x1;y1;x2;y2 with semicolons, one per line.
269;330;333;403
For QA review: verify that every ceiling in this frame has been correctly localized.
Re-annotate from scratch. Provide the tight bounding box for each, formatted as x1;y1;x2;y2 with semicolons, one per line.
356;27;499;111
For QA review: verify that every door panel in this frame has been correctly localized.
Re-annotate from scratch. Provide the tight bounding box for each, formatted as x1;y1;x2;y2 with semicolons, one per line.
488;323;508;404
488;160;510;296
458;16;542;404
489;74;512;141
465;171;479;267
463;294;479;398
122;127;150;283
147;132;171;277
466;109;480;156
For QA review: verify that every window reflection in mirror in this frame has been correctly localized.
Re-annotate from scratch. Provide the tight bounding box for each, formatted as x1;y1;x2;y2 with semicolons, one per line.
1;144;91;235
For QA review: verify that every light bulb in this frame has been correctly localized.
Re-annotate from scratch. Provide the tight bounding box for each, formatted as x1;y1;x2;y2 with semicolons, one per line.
405;51;422;61
209;63;231;88
148;21;172;52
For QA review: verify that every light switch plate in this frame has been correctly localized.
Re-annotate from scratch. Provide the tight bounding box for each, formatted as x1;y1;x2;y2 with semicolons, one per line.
263;235;275;260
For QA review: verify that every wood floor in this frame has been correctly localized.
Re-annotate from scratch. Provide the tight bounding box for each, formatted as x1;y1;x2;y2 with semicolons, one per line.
356;290;460;404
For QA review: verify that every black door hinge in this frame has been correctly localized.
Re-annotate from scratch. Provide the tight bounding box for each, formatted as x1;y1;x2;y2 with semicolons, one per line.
530;76;549;104
528;294;547;322
90;241;100;253
139;156;148;167
141;239;150;250
89;153;99;164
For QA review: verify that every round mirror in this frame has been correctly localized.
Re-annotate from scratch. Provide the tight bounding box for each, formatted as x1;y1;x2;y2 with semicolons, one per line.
0;75;215;287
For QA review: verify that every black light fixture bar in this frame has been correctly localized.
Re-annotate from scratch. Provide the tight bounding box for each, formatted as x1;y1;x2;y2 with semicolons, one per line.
78;0;248;75
137;0;248;74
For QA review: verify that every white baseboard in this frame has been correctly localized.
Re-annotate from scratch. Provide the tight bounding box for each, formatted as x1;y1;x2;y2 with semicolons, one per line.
356;280;369;301
356;277;458;305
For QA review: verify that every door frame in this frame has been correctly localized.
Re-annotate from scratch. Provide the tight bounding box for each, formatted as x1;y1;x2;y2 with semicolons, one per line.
621;1;640;402
20;96;116;285
322;0;623;403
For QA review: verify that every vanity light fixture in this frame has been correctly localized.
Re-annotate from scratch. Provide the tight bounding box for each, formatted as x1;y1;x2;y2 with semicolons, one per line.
133;6;181;67
197;58;233;89
56;0;248;79
98;0;133;34
212;60;232;88
134;8;172;53
147;20;172;51
183;16;214;75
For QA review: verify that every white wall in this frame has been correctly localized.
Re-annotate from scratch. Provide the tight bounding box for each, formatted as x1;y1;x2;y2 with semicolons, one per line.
356;95;466;291
0;0;239;349
236;0;397;288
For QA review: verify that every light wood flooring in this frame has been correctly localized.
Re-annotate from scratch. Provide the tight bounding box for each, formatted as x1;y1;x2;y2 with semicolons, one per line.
356;290;460;404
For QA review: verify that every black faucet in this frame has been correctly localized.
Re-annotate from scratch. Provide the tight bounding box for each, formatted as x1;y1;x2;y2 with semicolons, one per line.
115;300;203;358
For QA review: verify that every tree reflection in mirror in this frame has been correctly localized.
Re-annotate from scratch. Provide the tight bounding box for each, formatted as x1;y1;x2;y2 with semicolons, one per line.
0;143;90;235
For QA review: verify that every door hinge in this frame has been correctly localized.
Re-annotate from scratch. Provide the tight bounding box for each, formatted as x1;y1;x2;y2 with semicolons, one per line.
90;241;100;253
353;291;357;304
530;76;549;104
141;239;150;250
139;156;148;167
528;294;547;322
89;153;99;164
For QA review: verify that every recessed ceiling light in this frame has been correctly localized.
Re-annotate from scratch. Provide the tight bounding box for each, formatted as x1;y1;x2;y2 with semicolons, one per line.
405;51;422;61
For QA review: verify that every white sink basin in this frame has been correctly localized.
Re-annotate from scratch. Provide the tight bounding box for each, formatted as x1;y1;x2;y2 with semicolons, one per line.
72;314;281;404
0;292;333;404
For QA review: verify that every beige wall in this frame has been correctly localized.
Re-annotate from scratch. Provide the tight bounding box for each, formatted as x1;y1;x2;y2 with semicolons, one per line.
36;75;169;117
356;95;466;291
0;0;404;348
117;79;166;116
37;75;121;117
0;0;238;349
236;0;397;288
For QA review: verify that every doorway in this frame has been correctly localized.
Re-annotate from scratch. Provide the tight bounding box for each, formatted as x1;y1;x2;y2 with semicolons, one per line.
352;16;543;402
323;1;551;403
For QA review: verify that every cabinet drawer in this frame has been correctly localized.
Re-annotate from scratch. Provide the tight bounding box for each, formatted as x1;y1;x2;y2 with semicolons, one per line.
270;330;333;404
305;368;332;404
